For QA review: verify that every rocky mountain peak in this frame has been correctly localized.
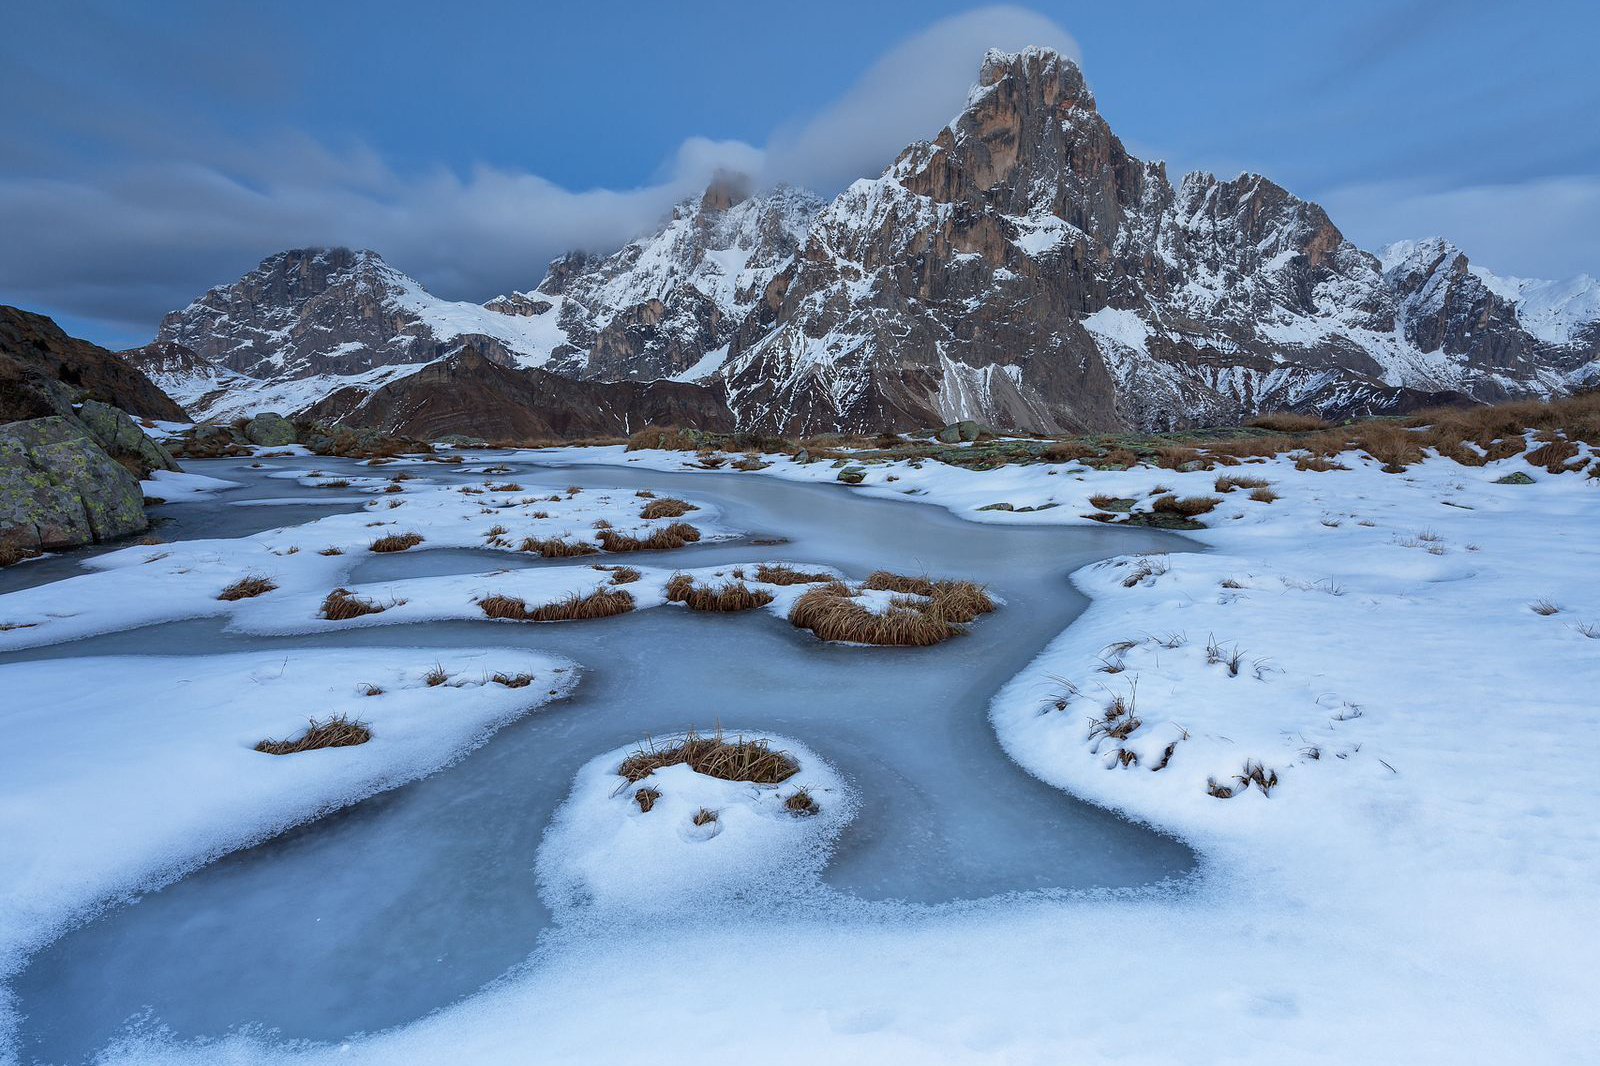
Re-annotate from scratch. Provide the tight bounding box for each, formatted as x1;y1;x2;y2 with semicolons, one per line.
697;169;755;214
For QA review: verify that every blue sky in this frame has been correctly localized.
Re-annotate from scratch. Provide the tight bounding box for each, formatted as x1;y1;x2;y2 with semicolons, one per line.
3;0;1596;347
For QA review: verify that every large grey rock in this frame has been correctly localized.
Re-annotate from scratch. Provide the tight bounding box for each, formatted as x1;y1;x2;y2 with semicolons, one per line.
76;399;180;477
0;416;149;552
243;411;297;446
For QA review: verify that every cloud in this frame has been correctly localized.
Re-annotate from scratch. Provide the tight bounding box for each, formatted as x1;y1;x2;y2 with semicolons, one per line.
761;6;1080;192
0;6;1079;345
1318;175;1600;279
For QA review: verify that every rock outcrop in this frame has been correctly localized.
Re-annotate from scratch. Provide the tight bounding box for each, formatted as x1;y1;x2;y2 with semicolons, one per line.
2;305;188;423
0;417;149;554
300;350;735;441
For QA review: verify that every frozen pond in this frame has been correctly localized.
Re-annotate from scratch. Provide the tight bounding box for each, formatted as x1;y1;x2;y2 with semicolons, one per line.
6;455;1198;1063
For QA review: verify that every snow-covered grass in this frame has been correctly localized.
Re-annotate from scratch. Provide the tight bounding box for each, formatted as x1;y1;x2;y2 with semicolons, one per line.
538;732;853;919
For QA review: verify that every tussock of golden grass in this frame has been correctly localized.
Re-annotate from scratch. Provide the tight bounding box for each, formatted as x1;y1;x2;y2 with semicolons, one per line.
1151;494;1221;517
1215;474;1271;492
519;535;598;557
627;426;700;451
692;807;719;826
321;587;396;620
255;715;371;755
424;663;451;686
752;563;832;585
317;478;351;488
485;482;523;492
784;787;820;815
634;787;660;812
1249;412;1330;432
592;563;642;584
639;496;697;519
664;573;775;612
217;575;276;601
1249;486;1279;503
318;546;343;556
477;587;635;622
596;522;701;552
490;672;533;688
618;728;800;785
861;570;996;623
360;684;383;696
0;545;43;568
789;581;961;646
369;531;424;552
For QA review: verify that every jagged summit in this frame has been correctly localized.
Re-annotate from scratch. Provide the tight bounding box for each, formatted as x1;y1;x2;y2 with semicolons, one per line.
123;51;1599;435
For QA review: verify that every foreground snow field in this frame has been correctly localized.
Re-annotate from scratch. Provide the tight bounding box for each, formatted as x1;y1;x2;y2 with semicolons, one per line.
2;436;1597;1064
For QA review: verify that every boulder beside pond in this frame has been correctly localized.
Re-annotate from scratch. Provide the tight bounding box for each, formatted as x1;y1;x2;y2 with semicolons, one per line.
0;416;149;554
76;399;180;477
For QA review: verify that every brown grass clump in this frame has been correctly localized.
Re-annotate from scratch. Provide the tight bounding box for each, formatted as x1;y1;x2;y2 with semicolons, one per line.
317;478;351;489
318;546;344;556
597;522;701;552
424;663;451;686
1249;411;1330;433
1215;474;1271;493
519;535;599;557
321;587;396;620
217;575;277;601
784;787;820;816
1249;486;1279;503
477;587;635;622
592;563;642;584
1529;599;1561;616
618;728;800;785
634;787;661;813
255;715;371;755
485;482;523;492
0;545;43;568
692;807;719;826
789;581;961;646
752;563;833;585
626;426;700;451
369;531;424;552
664;573;776;612
639;496;698;519
490;672;533;688
861;570;997;623
1150;494;1221;517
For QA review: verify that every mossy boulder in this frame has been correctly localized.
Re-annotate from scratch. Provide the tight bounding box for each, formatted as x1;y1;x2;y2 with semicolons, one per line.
76;399;180;477
837;467;866;484
0;416;148;553
243;412;298;447
1493;471;1536;485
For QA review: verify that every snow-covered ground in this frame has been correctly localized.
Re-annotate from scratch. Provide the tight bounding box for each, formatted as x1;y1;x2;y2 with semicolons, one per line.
3;435;1598;1063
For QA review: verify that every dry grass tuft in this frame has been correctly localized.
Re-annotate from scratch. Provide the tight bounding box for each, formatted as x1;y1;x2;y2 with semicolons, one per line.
664;573;775;612
789;579;969;646
634;787;661;813
369;531;424;552
752;563;833;585
592;563;642;584
490;672;533;688
218;575;276;601
618;727;800;785
477;587;635;622
424;663;451;686
640;496;697;519
1248;486;1279;503
255;715;371;755
692;807;719;826
1151;494;1221;517
1248;411;1330;433
321;587;397;620
1530;599;1561;616
860;570;996;623
784;787;820;816
519;535;599;557
318;546;344;556
597;521;701;552
1215;474;1271;493
485;482;523;492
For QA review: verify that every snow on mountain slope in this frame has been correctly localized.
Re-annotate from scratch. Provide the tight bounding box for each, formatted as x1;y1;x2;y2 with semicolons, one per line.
492;175;823;381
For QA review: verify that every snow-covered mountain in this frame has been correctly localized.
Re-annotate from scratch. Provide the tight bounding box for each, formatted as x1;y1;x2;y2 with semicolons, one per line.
491;174;823;382
122;48;1600;435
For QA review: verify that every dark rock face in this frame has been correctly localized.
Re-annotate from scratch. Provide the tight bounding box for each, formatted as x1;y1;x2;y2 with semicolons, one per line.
300;351;735;441
717;49;1598;433
0;417;149;553
1;305;188;423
